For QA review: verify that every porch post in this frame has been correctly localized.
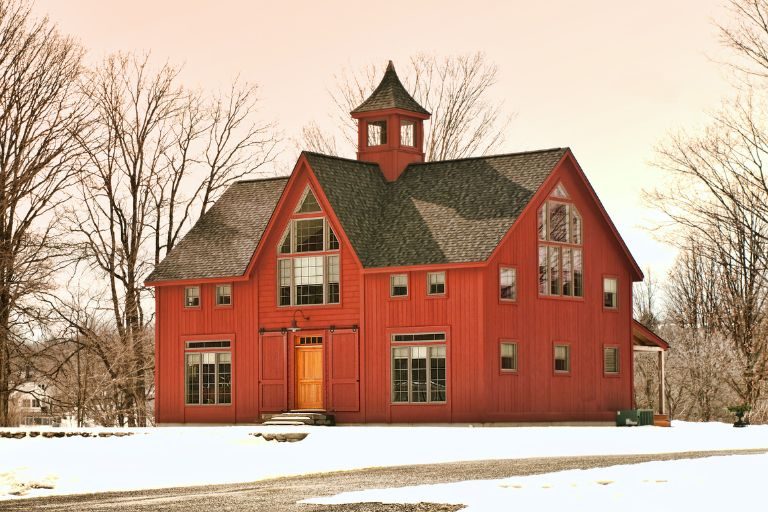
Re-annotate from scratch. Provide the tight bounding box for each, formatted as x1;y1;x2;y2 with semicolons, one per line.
658;350;666;415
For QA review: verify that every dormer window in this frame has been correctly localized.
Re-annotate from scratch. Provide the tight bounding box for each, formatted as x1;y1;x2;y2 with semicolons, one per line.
277;212;341;306
400;119;415;147
537;183;583;298
296;188;321;213
367;120;387;147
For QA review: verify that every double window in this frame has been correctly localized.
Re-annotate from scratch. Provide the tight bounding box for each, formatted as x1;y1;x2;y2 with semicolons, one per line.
537;184;583;298
277;191;341;307
391;333;446;403
185;341;232;405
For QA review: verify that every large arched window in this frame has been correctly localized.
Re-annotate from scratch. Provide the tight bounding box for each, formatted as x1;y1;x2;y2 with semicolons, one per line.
277;188;340;306
537;183;583;297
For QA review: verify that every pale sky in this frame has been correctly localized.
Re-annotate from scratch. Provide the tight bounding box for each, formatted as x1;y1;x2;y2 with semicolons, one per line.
34;0;735;283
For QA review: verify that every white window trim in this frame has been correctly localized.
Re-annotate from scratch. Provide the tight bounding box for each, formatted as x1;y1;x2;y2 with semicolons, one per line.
390;273;409;298
391;343;447;404
603;277;618;309
184;286;200;308
499;266;517;301
500;341;518;372
185;348;233;406
215;284;232;306
426;271;446;296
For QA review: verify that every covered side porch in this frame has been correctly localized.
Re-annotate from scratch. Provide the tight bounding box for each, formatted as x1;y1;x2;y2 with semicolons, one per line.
632;320;670;424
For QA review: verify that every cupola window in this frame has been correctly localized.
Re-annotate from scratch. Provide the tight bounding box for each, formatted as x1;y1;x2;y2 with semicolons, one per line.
367;120;387;147
400;119;415;147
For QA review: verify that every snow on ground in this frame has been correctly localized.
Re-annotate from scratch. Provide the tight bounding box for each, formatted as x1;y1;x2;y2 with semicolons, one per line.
0;421;766;500
303;452;768;511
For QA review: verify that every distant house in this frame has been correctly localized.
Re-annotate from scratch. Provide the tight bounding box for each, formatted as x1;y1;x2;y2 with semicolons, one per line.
147;62;668;424
11;381;56;427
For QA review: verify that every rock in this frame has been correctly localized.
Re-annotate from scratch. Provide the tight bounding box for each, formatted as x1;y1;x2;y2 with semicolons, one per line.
29;431;40;437
11;432;26;439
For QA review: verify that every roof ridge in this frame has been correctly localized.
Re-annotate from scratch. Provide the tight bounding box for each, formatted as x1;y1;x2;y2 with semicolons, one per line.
407;147;567;167
301;151;381;166
235;175;290;184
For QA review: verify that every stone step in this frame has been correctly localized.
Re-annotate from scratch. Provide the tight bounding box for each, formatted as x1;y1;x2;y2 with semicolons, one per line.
267;416;314;425
262;420;307;426
261;411;335;426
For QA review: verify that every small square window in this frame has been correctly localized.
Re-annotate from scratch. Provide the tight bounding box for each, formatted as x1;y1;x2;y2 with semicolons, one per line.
500;267;516;301
554;344;570;373
427;272;445;295
604;277;617;309
400;119;415;147
216;284;232;306
500;342;518;371
390;274;408;297
185;286;200;308
604;347;619;374
367;120;387;147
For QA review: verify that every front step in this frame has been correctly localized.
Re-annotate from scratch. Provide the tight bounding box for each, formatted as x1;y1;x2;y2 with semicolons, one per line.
654;414;671;427
262;411;335;426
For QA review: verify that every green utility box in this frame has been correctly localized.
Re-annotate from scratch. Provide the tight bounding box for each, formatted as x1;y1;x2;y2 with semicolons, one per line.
616;409;639;426
637;409;654;426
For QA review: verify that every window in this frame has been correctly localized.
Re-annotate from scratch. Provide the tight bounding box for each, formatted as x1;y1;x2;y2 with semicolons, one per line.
186;340;230;349
500;267;516;301
186;350;231;405
392;343;446;403
604;277;617;309
216;284;232;306
500;342;518;371
391;333;446;343
277;216;340;306
296;188;321;213
185;286;200;308
604;346;619;374
400;119;415;147
367;120;387;146
390;274;408;297
554;344;570;373
427;272;445;295
537;187;583;298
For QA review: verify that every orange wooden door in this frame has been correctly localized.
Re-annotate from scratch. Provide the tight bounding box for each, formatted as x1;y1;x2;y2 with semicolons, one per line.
295;346;324;410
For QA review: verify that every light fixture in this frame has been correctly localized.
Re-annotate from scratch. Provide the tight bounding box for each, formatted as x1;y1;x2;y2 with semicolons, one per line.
329;325;336;334
289;309;309;332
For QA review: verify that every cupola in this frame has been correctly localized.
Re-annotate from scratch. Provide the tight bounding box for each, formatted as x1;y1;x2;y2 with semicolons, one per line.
351;61;431;181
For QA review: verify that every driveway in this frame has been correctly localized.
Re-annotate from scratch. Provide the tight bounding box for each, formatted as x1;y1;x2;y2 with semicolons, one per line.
0;448;763;512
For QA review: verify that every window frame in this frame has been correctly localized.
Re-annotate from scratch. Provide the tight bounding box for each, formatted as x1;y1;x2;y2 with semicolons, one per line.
390;273;409;298
553;343;571;375
184;286;201;309
603;276;618;310
215;283;233;308
276;213;342;308
184;338;233;406
426;271;446;297
499;266;517;303
499;341;519;374
400;118;416;148
367;119;388;147
390;335;448;405
603;345;620;376
294;186;322;214
537;190;584;301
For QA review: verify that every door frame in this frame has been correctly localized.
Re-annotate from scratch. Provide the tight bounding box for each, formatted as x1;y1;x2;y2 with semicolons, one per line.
293;332;325;410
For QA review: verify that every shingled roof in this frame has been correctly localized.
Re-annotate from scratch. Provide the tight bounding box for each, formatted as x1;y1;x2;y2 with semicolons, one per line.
147;177;287;282
307;149;567;268
148;148;567;282
350;61;430;116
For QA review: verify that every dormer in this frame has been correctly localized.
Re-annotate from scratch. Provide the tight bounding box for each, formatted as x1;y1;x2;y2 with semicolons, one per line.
351;61;431;181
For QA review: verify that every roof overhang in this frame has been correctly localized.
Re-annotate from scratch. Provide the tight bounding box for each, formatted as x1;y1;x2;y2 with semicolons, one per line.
632;319;669;351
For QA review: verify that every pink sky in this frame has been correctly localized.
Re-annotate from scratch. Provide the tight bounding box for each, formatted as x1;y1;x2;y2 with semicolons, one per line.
34;0;734;281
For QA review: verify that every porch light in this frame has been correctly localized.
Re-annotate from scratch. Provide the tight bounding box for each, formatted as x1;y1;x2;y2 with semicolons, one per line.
289;310;309;332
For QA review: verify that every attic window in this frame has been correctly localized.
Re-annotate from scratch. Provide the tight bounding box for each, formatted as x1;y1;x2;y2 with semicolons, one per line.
367;120;387;147
400;119;415;147
296;188;321;213
551;182;570;199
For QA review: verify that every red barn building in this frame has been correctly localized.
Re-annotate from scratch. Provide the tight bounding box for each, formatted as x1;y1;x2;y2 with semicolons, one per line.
147;62;668;424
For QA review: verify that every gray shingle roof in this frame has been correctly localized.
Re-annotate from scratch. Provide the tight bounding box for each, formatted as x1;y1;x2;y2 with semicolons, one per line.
350;61;430;116
306;148;567;268
148;148;566;282
147;177;287;282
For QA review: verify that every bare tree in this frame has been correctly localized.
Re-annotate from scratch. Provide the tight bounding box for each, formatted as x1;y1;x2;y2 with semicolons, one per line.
0;0;88;426
300;53;512;161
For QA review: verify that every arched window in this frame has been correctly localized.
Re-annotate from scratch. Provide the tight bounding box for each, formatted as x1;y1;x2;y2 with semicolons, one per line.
277;187;340;306
537;183;583;297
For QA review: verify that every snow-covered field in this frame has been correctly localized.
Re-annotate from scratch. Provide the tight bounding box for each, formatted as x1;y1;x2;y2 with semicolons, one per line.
304;452;768;511
0;421;766;501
